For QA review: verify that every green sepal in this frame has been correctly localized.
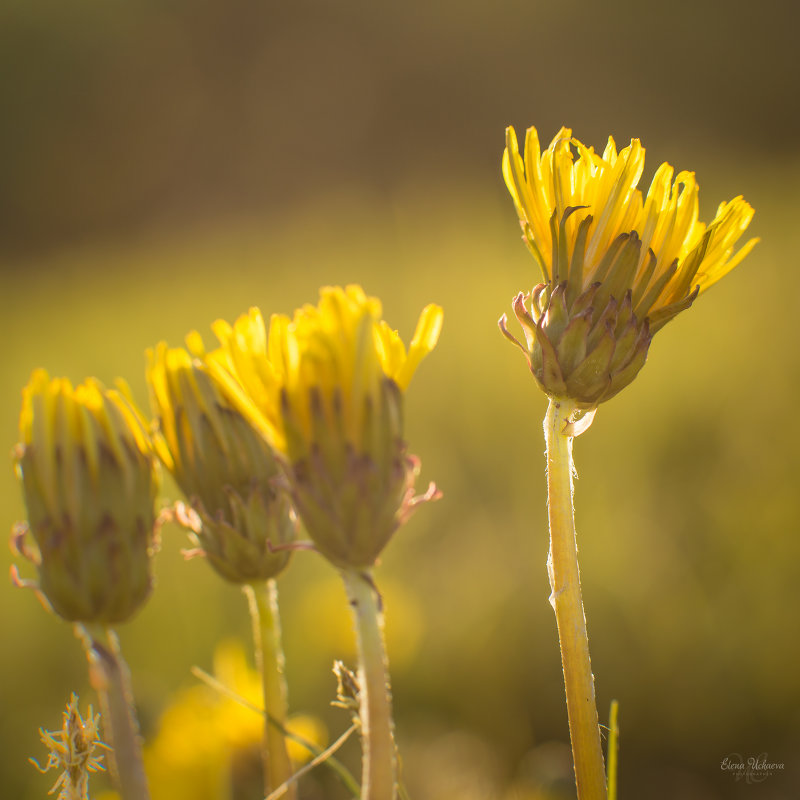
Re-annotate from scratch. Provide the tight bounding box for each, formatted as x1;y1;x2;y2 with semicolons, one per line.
614;290;634;336
608;317;641;374
556;311;592;377
533;320;567;395
631;248;657;310
530;284;548;323
567;213;593;306
648;285;699;333
544;282;570;343
554;206;588;286
566;327;616;402
667;228;711;305
512;291;538;350
499;313;530;360
590;233;629;286
587;296;619;352
634;258;678;319
572;283;601;317
602;325;651;402
549;210;562;283
194;484;294;584
593;232;642;314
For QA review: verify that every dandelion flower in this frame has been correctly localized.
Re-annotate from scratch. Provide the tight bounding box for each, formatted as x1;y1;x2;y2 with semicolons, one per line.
146;343;294;583
500;125;758;410
193;285;442;568
12;370;158;623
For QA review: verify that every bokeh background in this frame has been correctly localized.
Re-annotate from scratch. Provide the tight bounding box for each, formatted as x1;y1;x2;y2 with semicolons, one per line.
1;0;799;798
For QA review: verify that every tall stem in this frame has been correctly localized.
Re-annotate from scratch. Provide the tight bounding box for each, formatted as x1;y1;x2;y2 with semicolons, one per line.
77;625;150;800
341;568;396;800
244;580;296;800
544;397;607;800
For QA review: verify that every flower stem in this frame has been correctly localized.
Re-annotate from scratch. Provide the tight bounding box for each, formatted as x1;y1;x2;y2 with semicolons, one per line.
244;580;296;800
341;568;396;800
544;397;607;800
76;624;151;800
607;700;619;800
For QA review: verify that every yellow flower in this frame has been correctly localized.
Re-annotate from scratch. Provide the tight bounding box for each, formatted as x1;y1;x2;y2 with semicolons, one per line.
194;285;443;568
500;125;758;410
12;369;158;623
30;693;110;800
146;342;294;583
144;640;328;800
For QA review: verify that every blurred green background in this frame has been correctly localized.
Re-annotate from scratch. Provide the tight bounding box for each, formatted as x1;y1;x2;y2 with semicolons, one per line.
1;0;799;798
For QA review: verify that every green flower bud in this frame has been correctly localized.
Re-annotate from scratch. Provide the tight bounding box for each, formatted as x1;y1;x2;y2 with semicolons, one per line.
12;369;158;624
146;342;294;583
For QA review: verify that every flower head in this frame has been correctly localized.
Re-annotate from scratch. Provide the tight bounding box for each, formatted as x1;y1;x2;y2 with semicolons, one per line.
12;369;158;623
146;342;294;583
30;693;110;800
500;125;758;410
195;286;443;568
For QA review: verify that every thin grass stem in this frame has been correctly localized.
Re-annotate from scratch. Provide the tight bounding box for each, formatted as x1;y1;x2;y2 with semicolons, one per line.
265;723;359;800
191;665;361;797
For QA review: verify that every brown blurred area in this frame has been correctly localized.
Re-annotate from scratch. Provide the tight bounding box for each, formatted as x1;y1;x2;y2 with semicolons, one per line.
1;0;798;257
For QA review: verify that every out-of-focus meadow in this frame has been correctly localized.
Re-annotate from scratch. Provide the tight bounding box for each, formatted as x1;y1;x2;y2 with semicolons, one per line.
1;1;799;798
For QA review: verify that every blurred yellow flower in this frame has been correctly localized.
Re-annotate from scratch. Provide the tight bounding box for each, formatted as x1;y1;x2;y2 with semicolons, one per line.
12;369;158;623
30;693;110;800
144;640;327;800
500;125;758;408
194;285;443;568
146;342;294;583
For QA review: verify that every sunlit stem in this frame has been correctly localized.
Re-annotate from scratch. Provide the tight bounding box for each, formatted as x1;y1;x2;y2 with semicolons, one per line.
607;700;619;800
544;397;608;800
244;580;296;800
341;567;396;800
76;624;151;800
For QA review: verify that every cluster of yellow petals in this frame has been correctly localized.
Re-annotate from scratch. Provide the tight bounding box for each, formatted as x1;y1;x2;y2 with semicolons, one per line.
17;369;156;524
196;285;443;459
502;126;758;319
145;342;276;488
146;344;205;480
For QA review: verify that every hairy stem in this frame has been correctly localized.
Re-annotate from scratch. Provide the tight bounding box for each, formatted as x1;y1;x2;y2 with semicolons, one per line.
341;568;396;800
245;580;296;800
77;625;150;800
544;397;607;800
